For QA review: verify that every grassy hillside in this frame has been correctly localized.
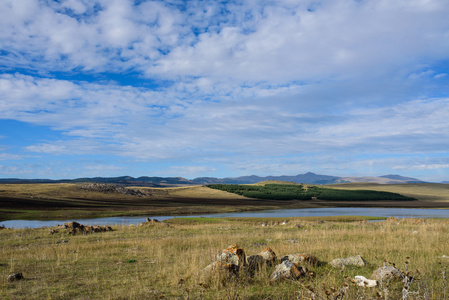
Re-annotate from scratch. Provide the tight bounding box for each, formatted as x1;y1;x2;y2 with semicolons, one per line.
1;217;448;299
1;182;449;221
0;183;299;221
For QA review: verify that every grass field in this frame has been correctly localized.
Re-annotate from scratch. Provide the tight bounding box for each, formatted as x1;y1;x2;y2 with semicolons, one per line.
330;183;449;202
1;216;448;299
1;183;449;221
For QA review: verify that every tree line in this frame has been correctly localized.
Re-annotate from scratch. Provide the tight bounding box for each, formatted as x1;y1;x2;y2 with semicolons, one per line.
207;184;416;201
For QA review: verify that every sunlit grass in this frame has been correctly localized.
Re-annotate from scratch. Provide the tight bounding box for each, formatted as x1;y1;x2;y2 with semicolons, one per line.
1;216;448;299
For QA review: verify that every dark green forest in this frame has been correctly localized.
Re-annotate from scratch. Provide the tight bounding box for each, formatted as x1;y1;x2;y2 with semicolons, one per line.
207;183;416;201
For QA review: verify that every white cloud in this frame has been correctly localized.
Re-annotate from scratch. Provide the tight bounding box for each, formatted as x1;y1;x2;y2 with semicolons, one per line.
1;0;449;82
393;164;449;171
4;72;448;162
0;153;24;160
1;0;449;180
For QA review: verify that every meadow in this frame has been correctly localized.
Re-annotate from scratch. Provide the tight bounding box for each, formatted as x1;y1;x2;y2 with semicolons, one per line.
1;216;448;299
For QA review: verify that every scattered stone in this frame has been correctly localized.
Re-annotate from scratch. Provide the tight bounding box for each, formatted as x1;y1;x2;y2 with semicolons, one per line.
251;242;267;247
8;273;23;282
371;266;403;282
286;239;298;243
53;222;113;235
270;261;308;281
355;275;377;287
281;253;321;266
77;183;149;197
329;255;367;268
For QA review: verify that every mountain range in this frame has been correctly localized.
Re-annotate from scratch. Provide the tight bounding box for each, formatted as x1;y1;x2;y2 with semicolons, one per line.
0;172;429;187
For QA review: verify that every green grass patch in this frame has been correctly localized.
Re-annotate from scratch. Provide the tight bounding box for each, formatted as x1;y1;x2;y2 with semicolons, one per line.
167;217;230;225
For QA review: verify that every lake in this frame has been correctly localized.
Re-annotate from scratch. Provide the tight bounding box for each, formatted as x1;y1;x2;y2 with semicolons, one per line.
1;207;448;229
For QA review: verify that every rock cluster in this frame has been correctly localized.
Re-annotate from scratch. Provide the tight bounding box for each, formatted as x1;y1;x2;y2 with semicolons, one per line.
76;183;148;197
203;245;402;288
204;245;317;281
50;221;113;235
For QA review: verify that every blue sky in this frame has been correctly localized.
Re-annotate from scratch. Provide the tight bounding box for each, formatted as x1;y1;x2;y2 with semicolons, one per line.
1;0;449;182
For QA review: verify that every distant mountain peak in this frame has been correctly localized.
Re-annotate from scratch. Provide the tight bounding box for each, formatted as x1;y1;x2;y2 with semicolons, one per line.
0;172;428;186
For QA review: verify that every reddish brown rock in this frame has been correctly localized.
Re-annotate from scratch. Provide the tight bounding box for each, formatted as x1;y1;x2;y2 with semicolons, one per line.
217;244;247;267
259;247;277;264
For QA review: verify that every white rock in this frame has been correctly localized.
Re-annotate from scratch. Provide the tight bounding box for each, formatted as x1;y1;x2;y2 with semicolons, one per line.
355;275;377;287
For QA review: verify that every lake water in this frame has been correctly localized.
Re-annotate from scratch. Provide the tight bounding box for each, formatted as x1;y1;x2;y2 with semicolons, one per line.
1;207;448;229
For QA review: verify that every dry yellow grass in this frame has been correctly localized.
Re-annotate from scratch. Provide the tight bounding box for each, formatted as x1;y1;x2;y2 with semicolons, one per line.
330;183;449;202
149;185;250;200
1;217;448;299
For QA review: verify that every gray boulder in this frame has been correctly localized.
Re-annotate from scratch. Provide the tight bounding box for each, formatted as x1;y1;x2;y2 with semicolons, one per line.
371;266;403;282
270;261;308;281
329;255;367;268
8;273;23;282
246;247;278;275
281;253;321;266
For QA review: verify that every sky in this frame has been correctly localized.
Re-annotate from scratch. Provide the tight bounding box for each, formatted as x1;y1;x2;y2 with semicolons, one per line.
1;0;449;182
